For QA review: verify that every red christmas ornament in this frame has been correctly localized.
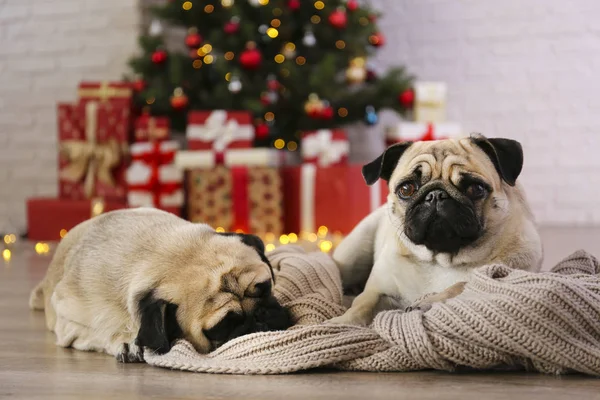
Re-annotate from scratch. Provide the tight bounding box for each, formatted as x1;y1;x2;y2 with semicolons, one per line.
288;0;301;11
239;42;262;70
321;106;334;120
307;108;321;119
369;32;385;47
346;0;359;11
328;9;348;29
224;20;240;35
170;88;188;110
369;14;378;22
260;92;271;106
185;30;202;48
132;79;146;92
366;69;377;82
151;49;168;64
267;79;280;91
398;89;415;108
255;123;270;139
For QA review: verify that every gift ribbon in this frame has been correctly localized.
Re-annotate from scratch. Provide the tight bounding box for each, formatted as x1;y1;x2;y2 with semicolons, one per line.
302;129;350;167
187;110;254;152
129;142;179;207
128;180;182;208
136;116;169;142
131;142;176;165
214;152;226;165
59;102;123;198
231;167;250;233
78;81;132;102
300;164;317;233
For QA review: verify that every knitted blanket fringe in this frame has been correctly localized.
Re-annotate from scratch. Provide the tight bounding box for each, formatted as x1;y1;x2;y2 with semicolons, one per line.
144;247;600;376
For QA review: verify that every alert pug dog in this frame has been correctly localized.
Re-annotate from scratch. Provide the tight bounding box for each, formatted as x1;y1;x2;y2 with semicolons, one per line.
29;208;290;362
331;135;543;326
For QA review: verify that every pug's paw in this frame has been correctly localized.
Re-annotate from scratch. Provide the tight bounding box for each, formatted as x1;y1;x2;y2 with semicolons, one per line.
116;342;145;363
405;298;435;313
328;311;371;327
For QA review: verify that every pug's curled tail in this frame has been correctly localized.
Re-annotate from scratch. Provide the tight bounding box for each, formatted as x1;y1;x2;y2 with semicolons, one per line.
29;281;45;310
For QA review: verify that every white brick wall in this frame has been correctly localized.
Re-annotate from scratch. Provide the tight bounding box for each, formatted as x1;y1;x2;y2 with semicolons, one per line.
0;0;138;234
1;0;599;232
363;0;600;225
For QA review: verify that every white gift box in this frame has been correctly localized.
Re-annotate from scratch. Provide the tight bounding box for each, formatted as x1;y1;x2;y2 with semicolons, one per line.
414;81;447;123
175;148;283;169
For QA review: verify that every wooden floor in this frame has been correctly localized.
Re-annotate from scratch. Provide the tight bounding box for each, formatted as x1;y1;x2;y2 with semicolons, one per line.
1;227;600;400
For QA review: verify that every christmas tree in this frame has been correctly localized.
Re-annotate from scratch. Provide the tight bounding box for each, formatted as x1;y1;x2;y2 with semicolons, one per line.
128;0;415;148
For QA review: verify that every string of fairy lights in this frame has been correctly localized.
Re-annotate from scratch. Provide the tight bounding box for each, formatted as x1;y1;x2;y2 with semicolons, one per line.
1;225;343;263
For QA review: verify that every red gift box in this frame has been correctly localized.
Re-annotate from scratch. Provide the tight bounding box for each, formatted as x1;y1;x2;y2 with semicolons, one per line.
57;101;130;200
282;164;388;235
126;141;183;216
186;110;254;151
301;129;349;167
27;197;128;241
134;114;170;142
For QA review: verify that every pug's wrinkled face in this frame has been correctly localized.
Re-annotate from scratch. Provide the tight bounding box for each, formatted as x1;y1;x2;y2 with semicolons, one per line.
135;233;291;355
362;135;524;255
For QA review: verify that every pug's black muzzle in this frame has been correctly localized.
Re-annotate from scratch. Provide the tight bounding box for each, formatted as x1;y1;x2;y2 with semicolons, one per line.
204;296;292;349
404;186;482;254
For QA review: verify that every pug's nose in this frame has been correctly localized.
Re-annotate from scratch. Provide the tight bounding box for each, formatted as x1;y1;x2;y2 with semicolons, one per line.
425;189;449;203
253;280;272;297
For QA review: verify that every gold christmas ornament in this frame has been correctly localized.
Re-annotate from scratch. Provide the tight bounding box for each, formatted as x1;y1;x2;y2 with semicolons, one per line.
346;57;367;84
304;93;324;114
282;42;296;58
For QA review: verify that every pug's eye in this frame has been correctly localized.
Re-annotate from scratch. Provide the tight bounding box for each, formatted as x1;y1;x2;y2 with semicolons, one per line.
466;183;487;200
398;181;418;199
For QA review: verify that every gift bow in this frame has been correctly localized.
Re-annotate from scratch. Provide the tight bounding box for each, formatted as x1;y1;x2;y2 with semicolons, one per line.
59;102;123;198
188;110;252;152
302;130;349;167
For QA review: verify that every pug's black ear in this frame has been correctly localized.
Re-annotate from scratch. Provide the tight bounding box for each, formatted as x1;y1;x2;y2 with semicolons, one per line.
238;233;266;254
471;135;523;186
218;232;265;253
362;142;413;185
135;291;182;355
218;233;274;281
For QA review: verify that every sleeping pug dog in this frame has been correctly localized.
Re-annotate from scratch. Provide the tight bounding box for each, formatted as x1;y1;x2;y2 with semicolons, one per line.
330;135;543;326
29;208;291;362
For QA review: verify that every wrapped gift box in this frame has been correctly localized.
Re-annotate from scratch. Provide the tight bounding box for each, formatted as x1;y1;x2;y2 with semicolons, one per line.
57;101;130;200
301;129;349;167
186;110;254;151
386;122;462;146
414;81;447;123
27;198;128;241
134;114;170;142
282;164;388;235
126;141;184;216
176;148;283;235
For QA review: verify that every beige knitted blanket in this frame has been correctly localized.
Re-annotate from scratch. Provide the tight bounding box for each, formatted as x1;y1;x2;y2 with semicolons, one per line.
145;247;600;376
